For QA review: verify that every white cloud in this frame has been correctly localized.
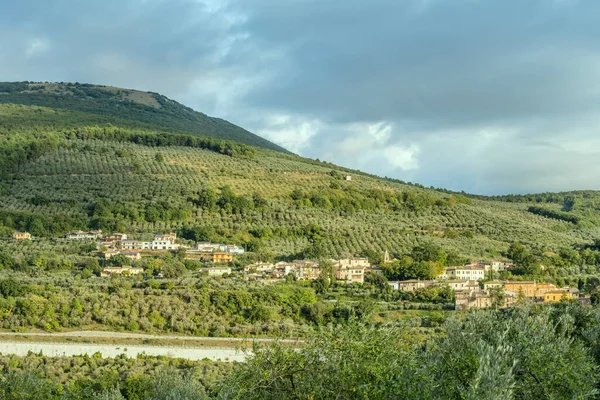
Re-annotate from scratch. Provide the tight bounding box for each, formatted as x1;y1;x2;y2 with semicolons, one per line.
25;38;49;58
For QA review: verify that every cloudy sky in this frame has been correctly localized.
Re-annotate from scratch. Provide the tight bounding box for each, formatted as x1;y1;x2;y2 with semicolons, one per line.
2;0;600;195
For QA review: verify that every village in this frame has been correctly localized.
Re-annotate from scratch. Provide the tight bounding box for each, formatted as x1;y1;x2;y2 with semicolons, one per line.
10;229;589;310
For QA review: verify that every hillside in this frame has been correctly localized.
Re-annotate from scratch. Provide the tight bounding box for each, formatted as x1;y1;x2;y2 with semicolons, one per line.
1;86;600;276
0;82;289;153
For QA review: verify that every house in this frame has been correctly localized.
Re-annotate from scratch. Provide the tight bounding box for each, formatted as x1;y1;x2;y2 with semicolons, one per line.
455;289;493;310
67;230;103;240
119;240;139;250
210;252;233;263
345;175;352;181
456;288;518;311
103;233;127;242
335;258;371;269
335;266;365;284
543;290;574;303
244;262;274;274
207;266;232;276
274;262;295;279
443;266;485;281
100;266;144;277
332;258;369;283
196;242;218;252
442;279;469;291
155;232;177;244
504;291;518;308
139;234;179;250
534;283;558;296
471;261;510;273
483;281;504;290
104;250;120;260
225;245;245;254
104;250;141;261
292;260;321;280
97;241;116;250
388;281;400;291
12;231;31;240
504;281;537;298
120;251;141;262
394;280;433;292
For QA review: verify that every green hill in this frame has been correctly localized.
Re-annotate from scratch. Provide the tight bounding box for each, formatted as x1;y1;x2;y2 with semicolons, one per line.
0;81;289;153
1;84;600;279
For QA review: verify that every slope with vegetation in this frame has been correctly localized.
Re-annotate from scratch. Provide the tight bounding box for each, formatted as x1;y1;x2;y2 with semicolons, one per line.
0;82;288;153
1;90;600;276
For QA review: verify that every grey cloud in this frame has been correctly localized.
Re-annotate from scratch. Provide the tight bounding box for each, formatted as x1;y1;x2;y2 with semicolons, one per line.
237;0;600;126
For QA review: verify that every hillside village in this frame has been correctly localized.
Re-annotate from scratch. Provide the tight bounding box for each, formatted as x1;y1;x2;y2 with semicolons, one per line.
10;229;589;310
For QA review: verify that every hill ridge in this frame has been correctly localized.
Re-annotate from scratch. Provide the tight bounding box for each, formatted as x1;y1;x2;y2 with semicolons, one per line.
0;81;290;153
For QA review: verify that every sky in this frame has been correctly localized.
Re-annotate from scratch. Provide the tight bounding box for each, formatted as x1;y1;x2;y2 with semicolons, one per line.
2;0;600;195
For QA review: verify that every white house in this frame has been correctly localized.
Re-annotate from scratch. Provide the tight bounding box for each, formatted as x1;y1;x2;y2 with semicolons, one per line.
442;266;485;281
244;262;274;274
138;233;179;250
67;230;103;240
207;267;232;276
396;280;433;292
442;279;470;291
120;240;139;250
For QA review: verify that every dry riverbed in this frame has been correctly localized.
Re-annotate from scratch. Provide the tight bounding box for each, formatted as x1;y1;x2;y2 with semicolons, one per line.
0;331;302;361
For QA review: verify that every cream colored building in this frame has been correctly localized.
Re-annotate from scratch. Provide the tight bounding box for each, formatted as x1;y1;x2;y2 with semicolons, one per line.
101;266;143;277
12;232;31;240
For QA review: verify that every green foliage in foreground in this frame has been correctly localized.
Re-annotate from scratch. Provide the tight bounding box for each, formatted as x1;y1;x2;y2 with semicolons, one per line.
222;305;599;399
1;305;599;399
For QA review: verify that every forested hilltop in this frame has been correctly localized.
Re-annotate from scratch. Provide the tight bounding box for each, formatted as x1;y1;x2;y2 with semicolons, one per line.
0;82;288;153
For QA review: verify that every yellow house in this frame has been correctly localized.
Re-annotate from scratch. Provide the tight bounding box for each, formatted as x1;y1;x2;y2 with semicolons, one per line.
12;231;31;240
201;252;233;263
504;281;537;298
543;290;574;303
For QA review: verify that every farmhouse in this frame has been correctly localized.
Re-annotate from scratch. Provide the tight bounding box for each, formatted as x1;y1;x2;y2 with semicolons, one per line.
335;266;365;284
543;290;574;303
244;262;274;274
12;231;31;240
100;266;144;277
103;233;127;242
292;260;321;280
455;289;493;310
67;230;103;240
390;280;432;292
207;266;232;276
